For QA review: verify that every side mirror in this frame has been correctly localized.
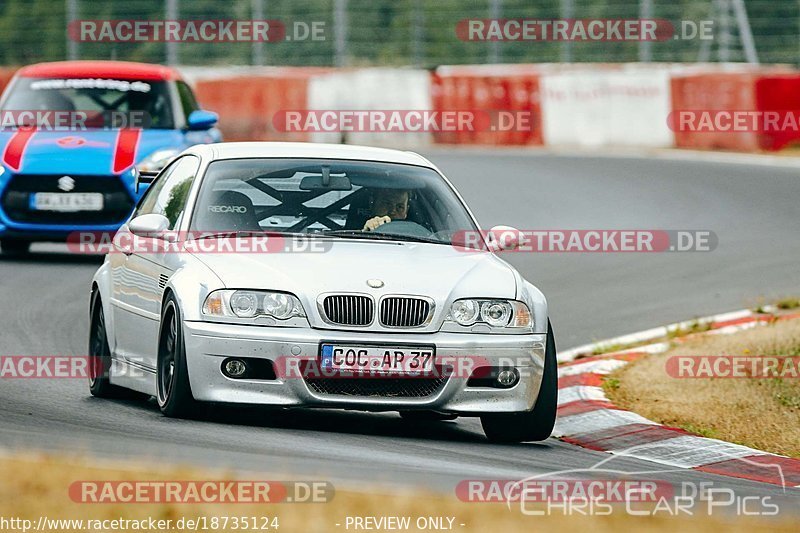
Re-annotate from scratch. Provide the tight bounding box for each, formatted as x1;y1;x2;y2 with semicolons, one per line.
187;109;218;130
487;225;525;252
134;168;159;194
128;214;173;241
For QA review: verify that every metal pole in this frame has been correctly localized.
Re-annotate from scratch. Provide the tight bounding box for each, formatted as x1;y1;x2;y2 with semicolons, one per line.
732;0;758;64
411;0;424;67
697;0;715;62
66;0;78;60
560;0;573;63
488;0;502;64
252;0;265;66
166;0;179;65
638;0;653;62
718;0;731;62
334;0;348;67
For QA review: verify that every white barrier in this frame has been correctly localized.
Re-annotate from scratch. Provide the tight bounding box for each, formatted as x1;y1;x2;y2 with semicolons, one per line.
540;66;675;148
307;68;433;148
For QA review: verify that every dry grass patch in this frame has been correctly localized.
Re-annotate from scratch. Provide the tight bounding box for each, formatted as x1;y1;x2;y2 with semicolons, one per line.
606;318;800;457
1;453;797;532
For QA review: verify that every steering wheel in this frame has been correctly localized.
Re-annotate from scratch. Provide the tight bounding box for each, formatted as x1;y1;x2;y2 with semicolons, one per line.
372;220;432;238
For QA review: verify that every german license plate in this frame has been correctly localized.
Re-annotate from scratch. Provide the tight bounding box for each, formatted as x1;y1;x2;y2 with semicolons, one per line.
32;192;103;212
320;344;435;375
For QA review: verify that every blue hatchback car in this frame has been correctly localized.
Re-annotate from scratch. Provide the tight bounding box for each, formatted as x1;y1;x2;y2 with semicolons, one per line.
0;60;221;254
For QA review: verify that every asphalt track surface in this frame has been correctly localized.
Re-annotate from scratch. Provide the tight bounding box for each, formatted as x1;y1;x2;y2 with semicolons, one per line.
1;150;799;502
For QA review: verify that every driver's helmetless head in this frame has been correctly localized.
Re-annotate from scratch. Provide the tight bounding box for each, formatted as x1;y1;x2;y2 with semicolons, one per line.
370;189;409;220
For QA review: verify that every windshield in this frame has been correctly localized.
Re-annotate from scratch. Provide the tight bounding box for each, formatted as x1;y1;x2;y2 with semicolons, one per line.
189;158;479;245
1;77;174;129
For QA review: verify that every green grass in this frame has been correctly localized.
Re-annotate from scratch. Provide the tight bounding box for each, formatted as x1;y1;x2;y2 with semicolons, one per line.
776;297;800;310
678;423;718;439
591;342;627;356
666;319;712;339
602;376;620;393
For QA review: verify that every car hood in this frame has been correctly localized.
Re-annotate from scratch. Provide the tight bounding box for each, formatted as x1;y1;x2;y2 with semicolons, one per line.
189;239;518;311
0;128;184;174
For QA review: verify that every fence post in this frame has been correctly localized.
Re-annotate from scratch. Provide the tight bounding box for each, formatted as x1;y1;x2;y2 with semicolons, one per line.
334;0;348;66
66;0;79;60
166;0;179;65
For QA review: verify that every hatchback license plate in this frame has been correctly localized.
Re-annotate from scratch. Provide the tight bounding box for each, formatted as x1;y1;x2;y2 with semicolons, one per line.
32;192;103;212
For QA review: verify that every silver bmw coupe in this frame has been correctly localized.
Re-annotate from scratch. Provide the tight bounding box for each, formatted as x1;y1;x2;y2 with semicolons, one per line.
88;142;557;442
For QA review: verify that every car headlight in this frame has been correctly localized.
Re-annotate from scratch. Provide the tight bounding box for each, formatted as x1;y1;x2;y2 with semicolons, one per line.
481;301;512;327
447;299;532;330
203;290;306;321
451;299;480;326
136;148;181;172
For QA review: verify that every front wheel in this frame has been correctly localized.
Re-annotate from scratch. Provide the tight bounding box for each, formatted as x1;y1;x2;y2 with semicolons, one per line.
480;320;558;443
156;294;197;418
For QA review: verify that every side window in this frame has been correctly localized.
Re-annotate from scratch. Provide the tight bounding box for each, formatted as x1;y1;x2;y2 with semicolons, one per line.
176;81;200;119
134;162;178;218
134;156;200;229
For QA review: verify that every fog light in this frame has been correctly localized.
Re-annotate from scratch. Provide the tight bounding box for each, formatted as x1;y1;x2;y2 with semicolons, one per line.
496;369;519;387
223;358;247;378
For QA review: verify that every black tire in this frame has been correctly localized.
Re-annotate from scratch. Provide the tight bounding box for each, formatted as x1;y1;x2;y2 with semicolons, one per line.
1;238;30;255
88;292;132;398
399;410;459;421
480;320;558;443
156;293;197;418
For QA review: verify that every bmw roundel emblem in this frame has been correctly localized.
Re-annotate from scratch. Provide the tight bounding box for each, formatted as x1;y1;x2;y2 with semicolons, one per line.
367;279;384;288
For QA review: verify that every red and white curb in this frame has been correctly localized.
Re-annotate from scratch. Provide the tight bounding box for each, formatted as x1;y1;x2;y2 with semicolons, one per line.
555;307;800;489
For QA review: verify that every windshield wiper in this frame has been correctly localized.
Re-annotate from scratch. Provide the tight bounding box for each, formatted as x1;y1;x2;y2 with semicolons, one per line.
320;229;446;245
191;230;307;240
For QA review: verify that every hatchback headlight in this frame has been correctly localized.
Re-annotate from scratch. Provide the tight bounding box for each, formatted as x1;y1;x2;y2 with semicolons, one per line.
136;148;181;172
203;290;305;321
447;299;532;329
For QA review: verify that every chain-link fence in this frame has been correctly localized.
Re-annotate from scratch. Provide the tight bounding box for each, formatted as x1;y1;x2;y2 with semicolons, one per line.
1;0;798;67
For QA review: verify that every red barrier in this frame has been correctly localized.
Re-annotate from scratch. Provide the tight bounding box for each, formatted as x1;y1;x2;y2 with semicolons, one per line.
0;67;18;96
670;72;761;152
755;75;800;151
670;68;800;152
432;66;543;146
194;68;330;142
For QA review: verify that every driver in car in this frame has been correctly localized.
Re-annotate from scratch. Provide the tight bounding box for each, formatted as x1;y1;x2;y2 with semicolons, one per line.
362;189;409;231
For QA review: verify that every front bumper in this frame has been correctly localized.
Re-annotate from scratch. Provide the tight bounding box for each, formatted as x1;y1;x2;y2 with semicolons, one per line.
0;173;137;239
183;321;546;414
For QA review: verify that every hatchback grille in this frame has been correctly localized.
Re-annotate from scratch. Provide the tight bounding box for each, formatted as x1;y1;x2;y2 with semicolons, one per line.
322;295;373;326
0;174;134;225
380;297;431;327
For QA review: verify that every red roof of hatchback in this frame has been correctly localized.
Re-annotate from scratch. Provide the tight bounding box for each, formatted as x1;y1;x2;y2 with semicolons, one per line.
16;60;182;81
